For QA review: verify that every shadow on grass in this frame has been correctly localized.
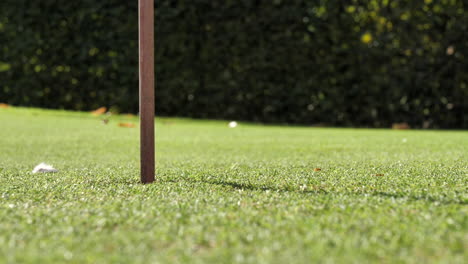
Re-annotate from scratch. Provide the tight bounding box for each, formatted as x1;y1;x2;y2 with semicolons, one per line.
82;174;465;206
166;177;465;205
206;179;329;194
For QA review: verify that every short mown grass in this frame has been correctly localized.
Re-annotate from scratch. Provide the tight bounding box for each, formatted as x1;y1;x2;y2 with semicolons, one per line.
0;107;466;263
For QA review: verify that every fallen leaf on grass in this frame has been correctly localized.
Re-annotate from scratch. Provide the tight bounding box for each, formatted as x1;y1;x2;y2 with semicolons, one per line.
392;123;410;130
314;168;322;172
102;119;109;125
91;107;107;116
374;174;385;177
0;103;10;109
118;122;136;128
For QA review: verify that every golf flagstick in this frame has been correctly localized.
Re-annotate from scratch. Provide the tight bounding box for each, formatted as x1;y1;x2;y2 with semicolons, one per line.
139;0;155;183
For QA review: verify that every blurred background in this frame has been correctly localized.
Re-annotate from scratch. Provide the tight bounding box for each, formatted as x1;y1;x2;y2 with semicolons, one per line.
0;0;466;128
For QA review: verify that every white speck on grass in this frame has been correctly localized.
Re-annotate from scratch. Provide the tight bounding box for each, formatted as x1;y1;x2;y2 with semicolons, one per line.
402;138;407;143
229;121;238;128
32;163;58;173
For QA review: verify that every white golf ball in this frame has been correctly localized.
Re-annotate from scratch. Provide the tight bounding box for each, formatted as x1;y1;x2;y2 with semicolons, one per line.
229;121;238;128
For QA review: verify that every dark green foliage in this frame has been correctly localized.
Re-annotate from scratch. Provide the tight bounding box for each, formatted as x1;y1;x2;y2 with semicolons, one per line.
1;0;467;128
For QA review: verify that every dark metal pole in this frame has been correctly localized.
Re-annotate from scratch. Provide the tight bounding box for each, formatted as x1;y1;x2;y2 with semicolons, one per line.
139;0;155;183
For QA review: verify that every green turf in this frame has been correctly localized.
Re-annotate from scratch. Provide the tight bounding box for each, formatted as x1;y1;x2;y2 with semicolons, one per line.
0;107;466;263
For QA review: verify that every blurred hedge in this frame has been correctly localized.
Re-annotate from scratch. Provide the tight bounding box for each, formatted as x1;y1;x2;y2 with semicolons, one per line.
1;0;467;128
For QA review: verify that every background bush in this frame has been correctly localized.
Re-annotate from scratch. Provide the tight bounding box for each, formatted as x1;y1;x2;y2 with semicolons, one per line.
1;0;467;128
